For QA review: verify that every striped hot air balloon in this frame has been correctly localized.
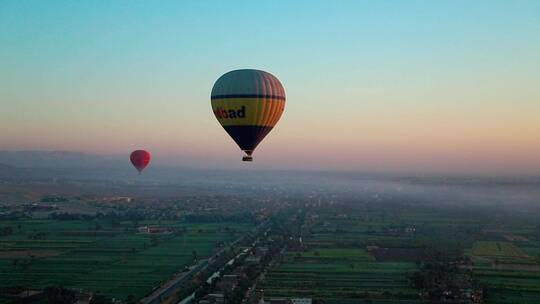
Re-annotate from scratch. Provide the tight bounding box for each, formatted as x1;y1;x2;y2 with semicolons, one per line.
211;69;286;161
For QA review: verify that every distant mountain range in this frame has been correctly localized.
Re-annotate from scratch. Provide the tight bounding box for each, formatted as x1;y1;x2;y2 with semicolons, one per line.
0;151;124;169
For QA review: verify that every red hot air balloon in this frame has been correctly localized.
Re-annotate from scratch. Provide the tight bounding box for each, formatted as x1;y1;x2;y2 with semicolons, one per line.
130;150;151;173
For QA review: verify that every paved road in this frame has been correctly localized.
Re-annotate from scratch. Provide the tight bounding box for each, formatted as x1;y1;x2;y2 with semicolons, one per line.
140;221;269;304
140;259;208;304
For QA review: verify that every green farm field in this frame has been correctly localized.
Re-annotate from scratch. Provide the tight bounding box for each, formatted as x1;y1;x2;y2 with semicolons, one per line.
473;242;530;260
0;219;250;302
263;248;420;303
470;241;540;303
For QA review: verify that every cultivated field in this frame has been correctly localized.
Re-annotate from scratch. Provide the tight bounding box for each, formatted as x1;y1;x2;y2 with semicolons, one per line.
262;210;422;303
262;205;540;303
0;219;250;302
473;241;530;260
470;240;540;303
264;249;419;303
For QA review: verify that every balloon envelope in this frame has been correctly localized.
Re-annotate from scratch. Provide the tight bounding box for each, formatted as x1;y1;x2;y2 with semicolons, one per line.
211;69;286;160
130;150;151;173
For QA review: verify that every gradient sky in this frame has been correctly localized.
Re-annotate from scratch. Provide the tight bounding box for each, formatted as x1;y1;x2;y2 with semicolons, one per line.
1;1;539;173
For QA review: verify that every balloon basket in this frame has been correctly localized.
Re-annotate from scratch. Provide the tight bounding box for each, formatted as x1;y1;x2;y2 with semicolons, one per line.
242;156;253;162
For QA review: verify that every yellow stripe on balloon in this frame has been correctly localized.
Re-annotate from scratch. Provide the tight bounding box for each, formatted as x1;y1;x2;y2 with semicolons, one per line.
211;98;285;127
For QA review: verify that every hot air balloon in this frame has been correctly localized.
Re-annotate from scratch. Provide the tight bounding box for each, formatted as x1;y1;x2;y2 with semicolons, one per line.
211;69;286;161
130;150;151;173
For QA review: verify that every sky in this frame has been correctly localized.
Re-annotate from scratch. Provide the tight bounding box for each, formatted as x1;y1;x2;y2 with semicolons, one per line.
1;0;539;173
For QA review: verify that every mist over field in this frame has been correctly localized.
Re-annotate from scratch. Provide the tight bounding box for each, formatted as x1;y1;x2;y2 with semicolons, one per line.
1;151;539;210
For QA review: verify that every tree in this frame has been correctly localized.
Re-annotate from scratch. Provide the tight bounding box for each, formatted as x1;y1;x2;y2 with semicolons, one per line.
0;226;13;236
90;295;112;304
44;286;76;304
126;294;136;304
94;222;102;231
